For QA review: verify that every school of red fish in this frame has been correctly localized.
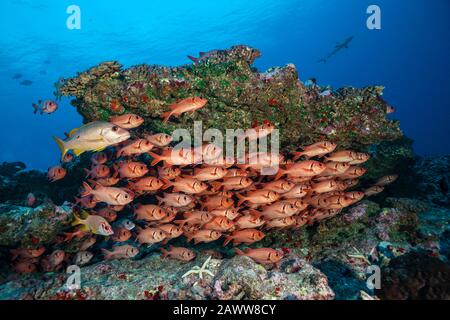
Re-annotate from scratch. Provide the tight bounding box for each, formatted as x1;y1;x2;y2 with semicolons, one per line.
12;97;398;273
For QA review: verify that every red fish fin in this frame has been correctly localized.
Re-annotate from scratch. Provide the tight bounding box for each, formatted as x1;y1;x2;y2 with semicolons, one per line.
149;152;162;166
161;111;173;124
155;195;164;205
173;220;187;228
100;248;112;260
81;182;93;197
274;168;286;180
210;181;222;192
161;178;172;190
234;248;245;256
235;193;247;207
223;235;233;247
160;248;169;259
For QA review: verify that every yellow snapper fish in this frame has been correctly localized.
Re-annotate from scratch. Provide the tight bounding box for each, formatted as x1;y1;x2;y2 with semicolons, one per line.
53;121;130;160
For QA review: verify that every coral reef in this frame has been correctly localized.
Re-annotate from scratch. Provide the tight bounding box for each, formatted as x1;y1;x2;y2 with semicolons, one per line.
414;156;450;208
376;251;450;299
0;200;73;247
0;253;333;300
56;45;402;151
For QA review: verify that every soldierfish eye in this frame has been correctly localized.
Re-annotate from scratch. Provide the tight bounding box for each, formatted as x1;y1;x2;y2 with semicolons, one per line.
112;126;119;132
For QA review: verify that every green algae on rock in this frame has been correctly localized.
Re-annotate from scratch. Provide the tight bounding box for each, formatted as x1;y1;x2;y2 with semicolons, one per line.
56;45;402;150
0;200;73;247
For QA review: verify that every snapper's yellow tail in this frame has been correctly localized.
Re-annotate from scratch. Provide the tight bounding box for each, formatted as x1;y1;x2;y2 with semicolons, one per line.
53;136;68;160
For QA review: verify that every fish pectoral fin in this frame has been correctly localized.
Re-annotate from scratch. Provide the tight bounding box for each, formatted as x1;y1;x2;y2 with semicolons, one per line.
72;149;85;156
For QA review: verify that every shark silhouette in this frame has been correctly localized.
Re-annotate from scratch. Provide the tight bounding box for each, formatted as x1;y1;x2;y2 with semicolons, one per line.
317;36;354;64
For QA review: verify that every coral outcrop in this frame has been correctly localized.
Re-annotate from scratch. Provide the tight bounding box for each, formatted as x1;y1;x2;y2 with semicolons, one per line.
0;253;333;300
56;45;402;150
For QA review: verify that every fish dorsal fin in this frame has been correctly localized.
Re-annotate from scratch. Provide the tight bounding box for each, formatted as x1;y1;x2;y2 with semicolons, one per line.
251;119;258;128
67;128;79;138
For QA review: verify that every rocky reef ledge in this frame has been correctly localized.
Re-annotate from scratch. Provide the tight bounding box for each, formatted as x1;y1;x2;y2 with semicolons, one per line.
56;45;401;150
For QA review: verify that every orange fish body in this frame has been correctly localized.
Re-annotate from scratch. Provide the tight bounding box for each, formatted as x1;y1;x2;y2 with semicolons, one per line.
101;245;139;259
116;139;153;157
311;179;339;193
223;229;265;246
364;185;384;196
81;182;133;206
192;166;227;181
325;150;357;162
110;114;144;129
163;177;208;194
292;141;337;160
375;175;398;186
210;208;239;220
91;152;108;165
160;246;196;261
149;148;193;167
161;97;207;123
146;133;173;147
282;184;310;199
235;214;265;229
185;229;222;244
275;160;325;180
236;190;279;206
265;216;295;229
112;227;132;242
203;216;234;232
156;193;194;207
158;166;181;180
201;195;234;211
85;164;110;179
48;166;67;182
10;247;45;261
136;227;167;244
97;207;117;222
174;211;213;227
116;161;148;179
235;247;283;265
128;176;164;193
134;204;166;221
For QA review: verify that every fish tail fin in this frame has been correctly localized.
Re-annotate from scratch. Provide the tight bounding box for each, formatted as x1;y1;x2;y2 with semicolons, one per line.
161;178;172;190
274;168;286;180
71;213;85;227
223;235;233;247
100;248;112;260
155;195;164;206
81;182;93;197
161;111;173;124
235;193;247;207
149;152;162;166
173;219;187;228
53;136;68;160
160;248;169;259
32;104;39;114
234;248;245;256
10;249;19;261
291;152;304;161
184;231;193;243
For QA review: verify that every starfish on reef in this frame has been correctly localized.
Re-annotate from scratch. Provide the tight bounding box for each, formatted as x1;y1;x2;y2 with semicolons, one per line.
182;256;215;283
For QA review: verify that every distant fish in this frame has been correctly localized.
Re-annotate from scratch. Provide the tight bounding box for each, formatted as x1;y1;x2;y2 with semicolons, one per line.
19;79;32;86
32;100;58;115
11;73;22;80
386;104;396;114
317;36;354;64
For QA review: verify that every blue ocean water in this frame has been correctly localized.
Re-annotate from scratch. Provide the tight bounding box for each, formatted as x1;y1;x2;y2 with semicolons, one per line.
0;0;449;170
